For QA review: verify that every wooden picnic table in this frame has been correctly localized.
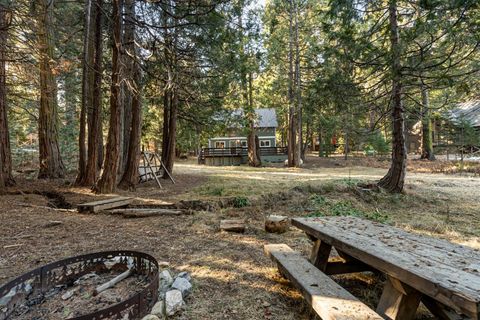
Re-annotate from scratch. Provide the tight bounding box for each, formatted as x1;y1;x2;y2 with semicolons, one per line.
292;216;480;320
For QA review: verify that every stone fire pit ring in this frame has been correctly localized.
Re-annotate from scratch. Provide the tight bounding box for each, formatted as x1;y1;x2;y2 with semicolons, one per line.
0;250;159;320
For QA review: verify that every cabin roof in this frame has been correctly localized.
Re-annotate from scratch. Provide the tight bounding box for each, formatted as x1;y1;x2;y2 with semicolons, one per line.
449;100;480;127
230;108;278;128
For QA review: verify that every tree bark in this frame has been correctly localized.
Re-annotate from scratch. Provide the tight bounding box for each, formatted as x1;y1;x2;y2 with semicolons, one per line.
94;0;121;193
119;0;135;179
294;0;302;165
0;4;14;188
37;0;65;179
246;72;261;167
378;0;407;193
84;0;104;186
287;0;296;167
420;84;435;161
75;0;94;185
119;1;142;190
119;63;142;190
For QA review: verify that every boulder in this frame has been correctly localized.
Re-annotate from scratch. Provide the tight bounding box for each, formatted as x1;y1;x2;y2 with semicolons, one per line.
177;271;191;282
265;215;289;234
150;300;165;318
171;277;192;298
165;289;185;316
141;315;160;320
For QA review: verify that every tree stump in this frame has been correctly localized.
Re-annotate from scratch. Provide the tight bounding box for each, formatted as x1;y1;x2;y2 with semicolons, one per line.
220;219;245;233
265;215;289;233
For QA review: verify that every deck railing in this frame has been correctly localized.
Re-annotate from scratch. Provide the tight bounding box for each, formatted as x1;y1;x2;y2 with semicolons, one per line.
199;147;287;162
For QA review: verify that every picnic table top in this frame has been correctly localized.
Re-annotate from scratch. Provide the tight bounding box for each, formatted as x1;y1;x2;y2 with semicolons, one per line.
292;216;480;318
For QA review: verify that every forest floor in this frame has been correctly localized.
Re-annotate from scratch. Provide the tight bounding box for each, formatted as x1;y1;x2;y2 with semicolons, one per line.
1;154;479;319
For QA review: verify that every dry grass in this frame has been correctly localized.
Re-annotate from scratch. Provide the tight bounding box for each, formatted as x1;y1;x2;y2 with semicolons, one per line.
1;157;479;319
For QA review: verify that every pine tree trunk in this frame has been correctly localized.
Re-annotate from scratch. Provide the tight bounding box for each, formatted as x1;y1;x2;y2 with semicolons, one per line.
294;0;302;165
37;0;65;179
0;4;13;188
420;84;435;161
75;0;95;185
118;0;142;190
119;63;142;190
378;0;406;193
119;0;135;178
94;0;121;193
163;88;177;176
287;0;296;167
246;72;260;167
84;0;104;186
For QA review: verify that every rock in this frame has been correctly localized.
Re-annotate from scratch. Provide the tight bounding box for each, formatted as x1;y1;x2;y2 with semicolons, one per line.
61;289;75;300
158;261;170;268
177;271;191;282
165;289;185;316
159;269;174;293
171;277;192;298
150;300;165;318
265;215;289;234
141;315;160;320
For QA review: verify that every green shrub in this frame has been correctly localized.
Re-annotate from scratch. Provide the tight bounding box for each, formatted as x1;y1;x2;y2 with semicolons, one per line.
232;196;250;208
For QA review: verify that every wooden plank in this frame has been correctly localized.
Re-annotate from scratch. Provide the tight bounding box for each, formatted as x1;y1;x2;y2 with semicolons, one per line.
108;208;188;218
292;217;480;318
220;219;245;233
77;197;133;213
376;276;421;320
264;244;383;320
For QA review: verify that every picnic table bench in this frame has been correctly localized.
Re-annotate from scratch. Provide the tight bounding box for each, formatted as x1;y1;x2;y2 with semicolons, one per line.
265;216;480;320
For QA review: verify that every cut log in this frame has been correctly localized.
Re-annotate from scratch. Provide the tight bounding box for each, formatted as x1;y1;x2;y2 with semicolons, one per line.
108;208;189;218
220;219;245;233
93;268;133;296
265;215;289;233
264;244;383;320
77;197;133;213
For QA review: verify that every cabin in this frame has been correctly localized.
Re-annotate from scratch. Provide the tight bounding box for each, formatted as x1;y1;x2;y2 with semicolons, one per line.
200;108;287;165
406;99;480;154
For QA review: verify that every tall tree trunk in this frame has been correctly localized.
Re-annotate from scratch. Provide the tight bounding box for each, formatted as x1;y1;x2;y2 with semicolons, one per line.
287;0;296;167
119;63;142;189
119;0;142;190
94;0;121;193
420;84;435;160
119;0;134;179
37;0;65;179
0;4;14;188
247;72;260;167
75;0;94;184
294;0;302;165
163;87;177;176
378;0;406;193
84;0;104;186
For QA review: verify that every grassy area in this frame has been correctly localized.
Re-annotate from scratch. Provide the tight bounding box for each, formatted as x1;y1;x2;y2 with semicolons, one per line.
185;162;480;243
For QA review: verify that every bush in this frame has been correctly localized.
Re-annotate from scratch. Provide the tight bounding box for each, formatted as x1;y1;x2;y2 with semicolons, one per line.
364;131;390;155
232;196;250;208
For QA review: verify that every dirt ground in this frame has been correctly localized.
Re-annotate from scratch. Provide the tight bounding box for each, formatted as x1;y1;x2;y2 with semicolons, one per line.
1;156;479;319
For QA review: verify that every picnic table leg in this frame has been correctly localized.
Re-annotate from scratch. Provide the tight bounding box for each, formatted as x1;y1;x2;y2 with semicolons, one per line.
376;276;421;320
421;296;464;320
309;239;332;272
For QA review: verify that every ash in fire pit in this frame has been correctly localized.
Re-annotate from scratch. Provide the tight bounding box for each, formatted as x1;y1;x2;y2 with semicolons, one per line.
0;251;159;320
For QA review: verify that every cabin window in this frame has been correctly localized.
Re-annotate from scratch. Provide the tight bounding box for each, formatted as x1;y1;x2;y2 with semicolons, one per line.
215;141;225;148
260;140;271;147
241;141;247;147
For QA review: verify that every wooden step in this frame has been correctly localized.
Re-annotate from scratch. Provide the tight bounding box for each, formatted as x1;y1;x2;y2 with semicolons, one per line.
264;244;383;320
77;197;133;213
